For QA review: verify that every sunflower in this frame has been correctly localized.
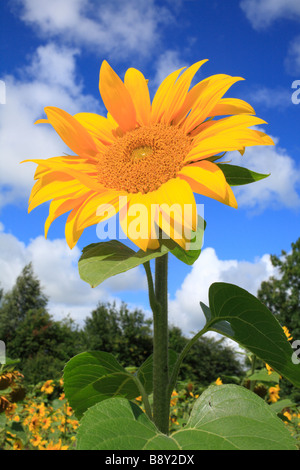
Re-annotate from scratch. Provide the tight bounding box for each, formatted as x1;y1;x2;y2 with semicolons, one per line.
24;60;273;251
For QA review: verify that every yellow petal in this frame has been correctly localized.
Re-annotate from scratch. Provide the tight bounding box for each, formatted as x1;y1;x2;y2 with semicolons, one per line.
154;178;197;248
99;60;137;133
65;207;84;249
162;60;208;124
75;190;125;232
35;119;49;124
178;161;238;208
25;157;101;192
119;193;160;251
208;98;255;117
192;115;267;144
28;173;84;212
172;74;229;126
182;76;244;134
74;112;116;146
124;68;151;126
185;126;274;163
151;67;186;124
45;191;92;238
44;107;98;158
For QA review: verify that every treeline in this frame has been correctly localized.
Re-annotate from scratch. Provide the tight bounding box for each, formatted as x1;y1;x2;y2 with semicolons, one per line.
0;264;244;386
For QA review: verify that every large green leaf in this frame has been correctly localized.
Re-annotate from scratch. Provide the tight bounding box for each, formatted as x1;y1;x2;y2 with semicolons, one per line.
63;351;141;419
76;385;296;450
78;240;169;288
201;283;300;388
63;350;179;419
218;163;269;186
79;216;205;287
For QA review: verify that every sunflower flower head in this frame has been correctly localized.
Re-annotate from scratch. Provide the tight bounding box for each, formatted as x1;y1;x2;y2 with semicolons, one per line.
24;60;274;251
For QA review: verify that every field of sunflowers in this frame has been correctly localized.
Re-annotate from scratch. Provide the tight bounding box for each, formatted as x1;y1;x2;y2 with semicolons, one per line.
1;361;300;450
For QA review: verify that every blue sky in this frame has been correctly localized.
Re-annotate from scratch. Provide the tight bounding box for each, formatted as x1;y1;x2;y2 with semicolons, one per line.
0;0;300;335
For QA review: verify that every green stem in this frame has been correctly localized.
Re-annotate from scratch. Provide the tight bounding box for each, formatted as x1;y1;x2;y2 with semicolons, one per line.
144;255;170;434
167;325;208;400
134;376;153;422
249;354;257;392
153;253;169;435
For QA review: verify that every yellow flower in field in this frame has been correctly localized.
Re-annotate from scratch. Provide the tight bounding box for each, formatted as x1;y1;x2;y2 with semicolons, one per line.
283;326;293;341
13;440;23;450
28;415;41;433
283;411;292;421
268;384;280;403
41;380;54;394
170;390;178;406
41;417;52;430
24;60;273;251
215;377;223;385
44;439;69;450
30;434;47;448
265;363;273;375
36;402;47;416
65;405;73;416
68;418;79;430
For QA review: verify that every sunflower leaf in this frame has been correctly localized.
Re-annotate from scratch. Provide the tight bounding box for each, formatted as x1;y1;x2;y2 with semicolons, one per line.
76;385;296;450
201;282;300;388
78;240;169;287
217;163;270;186
63;351;141;419
79;215;205;287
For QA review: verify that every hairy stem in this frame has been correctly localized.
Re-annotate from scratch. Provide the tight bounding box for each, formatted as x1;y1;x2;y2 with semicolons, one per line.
149;254;170;434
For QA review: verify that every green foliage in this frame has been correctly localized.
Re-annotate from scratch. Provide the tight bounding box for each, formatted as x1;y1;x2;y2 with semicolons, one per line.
217;163;270;186
258;237;300;339
78;240;169;288
63;351;143;419
0;265;241;387
76;386;296;450
78;218;205;288
0;265;84;384
82;302;153;367
168;326;243;385
257;238;300;399
201;282;300;387
62;279;300;450
0;264;48;342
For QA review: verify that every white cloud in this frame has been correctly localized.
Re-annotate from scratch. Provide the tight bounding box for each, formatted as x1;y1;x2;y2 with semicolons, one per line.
228;133;300;212
169;247;277;336
0;42;101;208
13;0;171;59
240;0;300;29
247;86;292;109
0;229;147;325
152;50;187;88
285;35;300;75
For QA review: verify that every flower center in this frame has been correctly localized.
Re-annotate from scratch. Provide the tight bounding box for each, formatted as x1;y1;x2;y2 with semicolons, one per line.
131;146;153;161
97;123;192;194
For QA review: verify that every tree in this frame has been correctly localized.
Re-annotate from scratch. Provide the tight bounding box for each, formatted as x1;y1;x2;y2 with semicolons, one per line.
116;304;153;366
0;264;83;384
82;302;153;367
83;302;121;354
0;263;48;343
257;237;300;400
258;238;300;339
